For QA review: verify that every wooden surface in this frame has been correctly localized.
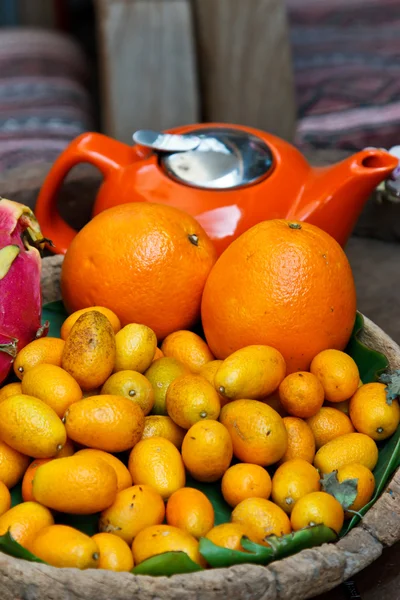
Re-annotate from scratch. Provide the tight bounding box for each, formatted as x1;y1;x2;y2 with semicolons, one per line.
95;0;200;144
193;0;296;140
95;0;296;142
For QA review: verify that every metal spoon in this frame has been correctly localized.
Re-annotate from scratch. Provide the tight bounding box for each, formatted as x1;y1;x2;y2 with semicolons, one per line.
132;130;201;153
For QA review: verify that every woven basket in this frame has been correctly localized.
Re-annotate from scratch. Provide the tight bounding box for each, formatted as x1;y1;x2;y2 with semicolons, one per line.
1;255;399;600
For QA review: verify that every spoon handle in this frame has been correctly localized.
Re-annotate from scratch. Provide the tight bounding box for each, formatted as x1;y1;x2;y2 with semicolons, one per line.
132;130;201;153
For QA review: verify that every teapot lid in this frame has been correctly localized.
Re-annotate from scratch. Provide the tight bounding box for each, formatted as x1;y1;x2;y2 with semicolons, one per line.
132;127;274;190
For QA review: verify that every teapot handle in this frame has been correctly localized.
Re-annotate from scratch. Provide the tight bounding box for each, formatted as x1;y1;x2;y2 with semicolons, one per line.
34;132;134;255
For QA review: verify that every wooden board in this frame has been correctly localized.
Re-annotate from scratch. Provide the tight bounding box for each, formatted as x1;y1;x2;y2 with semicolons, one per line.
96;0;200;143
193;0;297;141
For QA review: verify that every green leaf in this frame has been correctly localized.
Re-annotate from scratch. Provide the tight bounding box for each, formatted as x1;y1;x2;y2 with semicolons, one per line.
55;512;99;537
131;552;203;576
320;471;358;510
345;312;389;383
186;475;231;525
199;537;272;568
10;483;23;508
379;370;400;405
264;525;337;560
41;300;68;337
0;531;45;563
199;525;337;568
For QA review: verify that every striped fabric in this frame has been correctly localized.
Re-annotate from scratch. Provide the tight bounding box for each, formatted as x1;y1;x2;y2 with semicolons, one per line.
288;0;400;151
0;28;92;173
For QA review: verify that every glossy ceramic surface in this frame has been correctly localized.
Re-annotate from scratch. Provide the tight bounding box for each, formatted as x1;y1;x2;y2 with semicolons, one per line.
34;123;398;256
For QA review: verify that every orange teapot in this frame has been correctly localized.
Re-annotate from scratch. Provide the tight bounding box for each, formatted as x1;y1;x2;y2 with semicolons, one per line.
35;123;398;255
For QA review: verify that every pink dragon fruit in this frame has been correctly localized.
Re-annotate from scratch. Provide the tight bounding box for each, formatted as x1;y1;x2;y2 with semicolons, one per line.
0;198;49;384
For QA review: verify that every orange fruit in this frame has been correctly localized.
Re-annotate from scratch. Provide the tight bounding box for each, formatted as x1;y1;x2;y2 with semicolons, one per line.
310;349;360;403
64;394;144;453
231;498;291;545
279;372;324;418
0;394;67;458
336;463;375;515
205;523;246;551
99;484;165;544
32;455;118;514
141;415;186;449
161;330;214;373
0;441;30;488
0;382;22;403
153;347;164;361
75;449;132;492
306;407;355;449
56;437;75;458
145;357;190;415
219;399;287;466
290;491;344;534
14;337;65;379
166;487;215;538
82;388;101;398
22;458;52;502
198;360;228;407
279;417;315;464
201;219;356;373
314;432;378;475
21;363;82;417
61;202;217;339
0;481;11;516
181;420;233;482
261;391;287;417
128;437;185;500
221;463;272;507
92;532;134;571
30;525;99;569
61;307;121;339
215;345;286;401
61;310;116;391
324;400;350;415
114;324;157;373
349;382;400;441
271;459;321;514
101;370;154;415
0;501;54;548
132;524;205;567
166;374;221;429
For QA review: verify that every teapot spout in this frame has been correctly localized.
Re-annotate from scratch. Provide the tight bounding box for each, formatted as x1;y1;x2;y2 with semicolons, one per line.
290;148;398;246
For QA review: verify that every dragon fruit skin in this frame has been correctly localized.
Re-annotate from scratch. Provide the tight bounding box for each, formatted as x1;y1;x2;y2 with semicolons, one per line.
0;198;47;384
